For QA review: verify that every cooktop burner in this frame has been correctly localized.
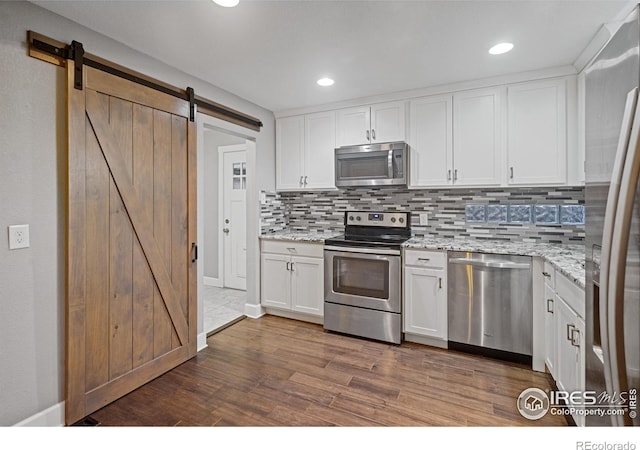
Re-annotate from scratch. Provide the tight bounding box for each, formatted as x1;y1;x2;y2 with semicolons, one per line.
324;211;411;250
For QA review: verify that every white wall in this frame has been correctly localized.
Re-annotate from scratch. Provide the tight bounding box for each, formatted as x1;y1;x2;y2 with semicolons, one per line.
0;1;275;426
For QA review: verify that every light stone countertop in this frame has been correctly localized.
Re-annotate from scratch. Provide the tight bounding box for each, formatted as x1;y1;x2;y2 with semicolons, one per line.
259;230;342;243
403;237;585;288
259;231;586;288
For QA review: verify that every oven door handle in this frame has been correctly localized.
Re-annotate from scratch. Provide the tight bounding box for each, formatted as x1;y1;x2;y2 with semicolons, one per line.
324;245;401;256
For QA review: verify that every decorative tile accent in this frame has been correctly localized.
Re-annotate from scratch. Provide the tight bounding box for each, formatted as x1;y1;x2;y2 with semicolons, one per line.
487;205;508;223
262;187;585;245
560;205;585;225
535;205;559;224
508;205;532;223
465;205;486;222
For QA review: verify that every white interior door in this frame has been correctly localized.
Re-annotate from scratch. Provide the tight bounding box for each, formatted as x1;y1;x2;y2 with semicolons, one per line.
220;145;247;290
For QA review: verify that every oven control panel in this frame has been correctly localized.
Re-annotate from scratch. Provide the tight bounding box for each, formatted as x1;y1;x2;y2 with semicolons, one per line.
345;211;409;228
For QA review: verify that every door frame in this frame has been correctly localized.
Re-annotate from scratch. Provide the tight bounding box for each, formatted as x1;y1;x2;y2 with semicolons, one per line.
196;114;258;350
218;144;248;291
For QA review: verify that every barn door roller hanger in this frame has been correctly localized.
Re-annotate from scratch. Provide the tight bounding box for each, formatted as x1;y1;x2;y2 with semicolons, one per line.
27;31;263;130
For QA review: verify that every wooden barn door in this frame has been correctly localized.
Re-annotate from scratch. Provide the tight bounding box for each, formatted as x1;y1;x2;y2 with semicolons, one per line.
66;61;197;425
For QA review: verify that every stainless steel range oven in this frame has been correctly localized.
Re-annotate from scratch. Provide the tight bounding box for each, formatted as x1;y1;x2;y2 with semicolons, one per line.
324;211;410;344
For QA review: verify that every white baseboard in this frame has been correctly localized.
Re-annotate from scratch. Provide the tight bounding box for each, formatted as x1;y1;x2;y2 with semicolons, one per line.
197;332;208;352
203;276;222;287
13;402;65;427
244;302;265;319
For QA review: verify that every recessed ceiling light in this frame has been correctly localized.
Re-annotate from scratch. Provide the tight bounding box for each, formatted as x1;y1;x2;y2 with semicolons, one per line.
213;0;239;7
489;42;514;55
317;78;335;87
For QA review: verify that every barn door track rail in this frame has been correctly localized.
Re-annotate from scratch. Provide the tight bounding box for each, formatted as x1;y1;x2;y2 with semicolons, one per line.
28;31;263;131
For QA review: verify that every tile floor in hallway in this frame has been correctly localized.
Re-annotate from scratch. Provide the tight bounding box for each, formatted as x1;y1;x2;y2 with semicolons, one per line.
203;285;246;335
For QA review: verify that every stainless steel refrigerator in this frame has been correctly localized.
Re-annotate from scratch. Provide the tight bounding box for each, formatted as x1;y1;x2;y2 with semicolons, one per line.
585;5;640;427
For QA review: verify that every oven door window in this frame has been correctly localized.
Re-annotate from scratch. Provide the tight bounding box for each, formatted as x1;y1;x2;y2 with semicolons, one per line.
336;151;390;180
333;255;389;299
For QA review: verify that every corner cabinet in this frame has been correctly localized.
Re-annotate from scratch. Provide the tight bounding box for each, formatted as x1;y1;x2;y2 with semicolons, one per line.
276;111;336;191
541;263;585;426
403;249;448;347
260;240;324;318
507;78;567;185
336;101;406;147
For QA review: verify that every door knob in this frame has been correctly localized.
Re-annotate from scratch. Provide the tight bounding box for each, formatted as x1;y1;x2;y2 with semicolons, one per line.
223;228;230;234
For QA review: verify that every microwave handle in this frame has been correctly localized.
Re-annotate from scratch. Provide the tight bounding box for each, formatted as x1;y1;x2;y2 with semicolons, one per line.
388;150;394;178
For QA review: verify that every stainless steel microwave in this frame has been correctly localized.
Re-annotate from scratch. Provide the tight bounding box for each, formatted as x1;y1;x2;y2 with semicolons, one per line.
334;142;408;188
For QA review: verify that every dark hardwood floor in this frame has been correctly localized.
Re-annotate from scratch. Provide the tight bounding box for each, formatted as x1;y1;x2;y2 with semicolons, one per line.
89;315;568;426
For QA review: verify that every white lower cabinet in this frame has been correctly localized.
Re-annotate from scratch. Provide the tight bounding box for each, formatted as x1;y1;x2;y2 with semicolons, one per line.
541;264;585;426
260;240;324;318
403;250;447;346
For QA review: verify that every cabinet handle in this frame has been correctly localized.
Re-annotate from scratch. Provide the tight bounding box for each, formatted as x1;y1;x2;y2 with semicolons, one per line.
546;298;554;314
571;328;581;347
304;176;308;186
510;167;514;179
286;262;291;271
542;271;551;278
286;247;297;253
439;277;442;289
447;169;452;181
290;262;295;272
454;169;458;182
566;323;575;341
417;258;431;262
366;130;370;141
372;129;376;140
299;176;304;186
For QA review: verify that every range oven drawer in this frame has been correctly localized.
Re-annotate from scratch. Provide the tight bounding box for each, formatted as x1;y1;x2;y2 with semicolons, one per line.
324;302;402;344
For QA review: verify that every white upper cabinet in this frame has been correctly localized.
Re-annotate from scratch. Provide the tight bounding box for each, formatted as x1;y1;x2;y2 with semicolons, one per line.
507;78;567;185
409;94;453;187
336;101;406;147
276;111;336;191
276;115;305;190
453;87;503;186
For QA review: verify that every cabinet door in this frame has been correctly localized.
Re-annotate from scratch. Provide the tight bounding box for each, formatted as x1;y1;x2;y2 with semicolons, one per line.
507;79;567;185
304;111;336;190
371;101;406;143
261;253;291;309
336;106;371;147
409;95;453;187
276;116;305;190
544;283;557;378
453;87;502;185
404;266;447;340
291;256;324;317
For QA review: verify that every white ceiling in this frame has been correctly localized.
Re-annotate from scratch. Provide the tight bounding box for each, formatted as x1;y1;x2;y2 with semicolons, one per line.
33;0;632;113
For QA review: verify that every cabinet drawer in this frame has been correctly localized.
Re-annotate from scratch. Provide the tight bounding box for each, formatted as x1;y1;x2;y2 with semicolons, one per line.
261;240;324;258
556;272;584;319
542;261;555;288
404;250;446;269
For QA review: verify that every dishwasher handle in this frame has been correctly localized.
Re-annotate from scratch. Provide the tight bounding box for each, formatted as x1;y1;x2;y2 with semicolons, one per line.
448;257;531;270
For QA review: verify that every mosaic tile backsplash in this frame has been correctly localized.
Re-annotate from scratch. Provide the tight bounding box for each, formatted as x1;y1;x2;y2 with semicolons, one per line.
260;187;585;244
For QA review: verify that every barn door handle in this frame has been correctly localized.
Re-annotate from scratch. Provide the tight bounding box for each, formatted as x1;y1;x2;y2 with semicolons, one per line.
191;243;198;263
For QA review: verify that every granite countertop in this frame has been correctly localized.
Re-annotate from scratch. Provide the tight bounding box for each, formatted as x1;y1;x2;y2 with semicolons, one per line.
404;237;585;288
259;230;342;243
260;230;586;288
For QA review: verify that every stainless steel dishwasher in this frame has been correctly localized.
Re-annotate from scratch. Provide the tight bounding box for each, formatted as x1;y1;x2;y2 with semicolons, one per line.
447;251;533;360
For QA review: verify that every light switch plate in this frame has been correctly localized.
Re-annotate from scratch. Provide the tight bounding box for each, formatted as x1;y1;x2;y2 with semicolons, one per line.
419;213;428;225
8;224;30;249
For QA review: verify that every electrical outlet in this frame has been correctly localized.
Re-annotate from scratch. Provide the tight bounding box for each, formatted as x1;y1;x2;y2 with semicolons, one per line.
419;213;428;226
8;224;30;250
